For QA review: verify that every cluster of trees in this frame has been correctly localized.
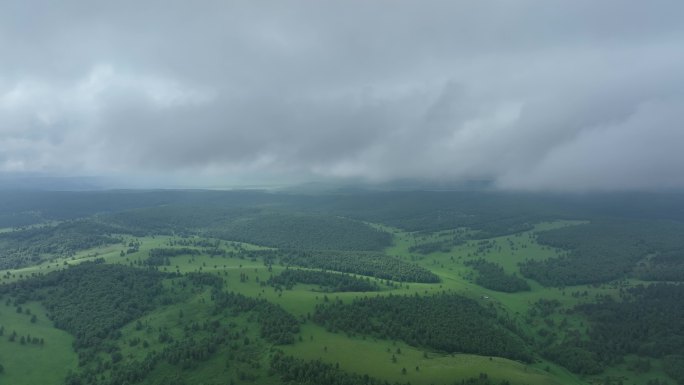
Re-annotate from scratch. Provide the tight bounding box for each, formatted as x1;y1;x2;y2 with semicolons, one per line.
170;238;222;248
525;284;684;377
0;190;243;224
409;241;451;254
169;238;227;257
408;236;465;254
313;293;531;362
270;352;513;385
270;352;410;385
635;251;684;282
267;269;379;292
542;343;603;375
63;308;269;385
280;251;440;283
327;191;550;237
100;205;247;236
464;259;530;292
0;220;121;269
103;206;392;251
0;261;166;364
54;270;283;385
577;283;684;363
663;355;684;385
209;212;392;251
180;271;299;344
536;282;684;379
184;271;225;289
212;289;300;345
520;220;684;286
0;211;40;228
4;329;45;346
526;298;561;318
145;247;200;266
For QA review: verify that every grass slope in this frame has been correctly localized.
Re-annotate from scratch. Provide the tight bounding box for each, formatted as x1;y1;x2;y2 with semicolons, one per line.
0;301;77;385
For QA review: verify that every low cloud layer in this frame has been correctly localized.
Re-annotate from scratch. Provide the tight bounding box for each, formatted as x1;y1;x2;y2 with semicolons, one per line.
1;0;683;190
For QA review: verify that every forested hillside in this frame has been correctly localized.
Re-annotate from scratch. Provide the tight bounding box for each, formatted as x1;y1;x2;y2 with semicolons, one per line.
520;220;684;286
313;293;532;362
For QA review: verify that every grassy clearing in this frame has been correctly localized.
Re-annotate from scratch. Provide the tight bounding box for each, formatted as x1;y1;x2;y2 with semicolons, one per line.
282;323;570;385
0;235;270;283
0;301;77;385
587;355;675;385
113;280;292;385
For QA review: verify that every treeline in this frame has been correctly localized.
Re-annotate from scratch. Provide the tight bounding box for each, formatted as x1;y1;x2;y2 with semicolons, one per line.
1;203;395;270
577;283;684;363
267;269;379;292
146;247;201;266
0;261;166;356
170;238;222;248
324;191;684;234
280;251;440;283
0;220;122;269
209;212;392;251
149;247;200;258
102;206;250;236
325;191;554;237
2;328;45;346
464;259;530;293
180;271;300;345
409;241;451;254
61;271;298;385
0;212;41;228
542;343;603;375
635;251;684;282
270;352;514;385
212;290;300;345
663;355;684;385
538;283;684;377
408;237;465;254
313;293;531;362
0;190;262;223
520;220;684;286
271;352;409;385
103;206;392;251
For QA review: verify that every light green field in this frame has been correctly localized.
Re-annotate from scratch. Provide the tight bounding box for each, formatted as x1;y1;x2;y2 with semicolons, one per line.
0;220;677;385
0;301;77;385
282;323;575;385
112;278;292;385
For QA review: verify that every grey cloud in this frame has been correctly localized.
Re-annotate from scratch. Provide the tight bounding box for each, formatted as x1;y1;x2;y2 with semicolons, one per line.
1;1;684;190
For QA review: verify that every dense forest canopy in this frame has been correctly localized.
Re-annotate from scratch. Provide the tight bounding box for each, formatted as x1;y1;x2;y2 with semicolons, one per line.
313;293;532;362
520;220;684;286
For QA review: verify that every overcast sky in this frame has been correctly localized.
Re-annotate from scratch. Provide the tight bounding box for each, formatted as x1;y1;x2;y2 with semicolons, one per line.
1;1;683;190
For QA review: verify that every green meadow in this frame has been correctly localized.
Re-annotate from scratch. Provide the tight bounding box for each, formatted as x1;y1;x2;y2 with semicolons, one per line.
0;301;77;385
0;218;679;385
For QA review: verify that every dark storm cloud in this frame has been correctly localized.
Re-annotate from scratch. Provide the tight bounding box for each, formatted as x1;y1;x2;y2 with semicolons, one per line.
1;0;684;190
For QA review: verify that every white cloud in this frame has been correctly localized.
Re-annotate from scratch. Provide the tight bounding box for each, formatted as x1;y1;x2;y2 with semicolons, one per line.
1;0;683;190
